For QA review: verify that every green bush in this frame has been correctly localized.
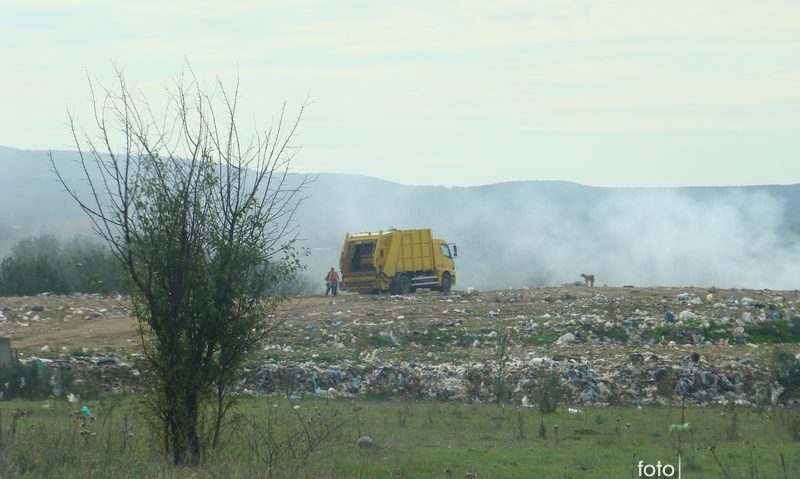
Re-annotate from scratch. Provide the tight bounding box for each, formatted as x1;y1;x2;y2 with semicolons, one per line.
747;321;800;344
0;234;314;297
771;349;800;400
0;235;68;295
523;370;568;413
0;360;73;400
0;234;125;295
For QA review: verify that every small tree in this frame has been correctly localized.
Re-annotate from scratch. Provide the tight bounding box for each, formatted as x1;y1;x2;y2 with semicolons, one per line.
532;370;567;414
51;66;308;465
525;370;567;439
493;329;512;403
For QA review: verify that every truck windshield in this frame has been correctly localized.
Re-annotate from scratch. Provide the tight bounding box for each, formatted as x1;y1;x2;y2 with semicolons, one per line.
440;244;452;258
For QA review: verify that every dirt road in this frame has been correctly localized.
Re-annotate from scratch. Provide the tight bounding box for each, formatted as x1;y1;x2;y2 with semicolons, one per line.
0;293;350;352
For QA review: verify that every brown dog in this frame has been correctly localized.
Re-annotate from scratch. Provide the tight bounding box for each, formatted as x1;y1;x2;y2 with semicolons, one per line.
580;273;595;287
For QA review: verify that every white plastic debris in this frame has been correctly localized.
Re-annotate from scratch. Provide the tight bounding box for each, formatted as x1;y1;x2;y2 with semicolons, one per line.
556;333;576;345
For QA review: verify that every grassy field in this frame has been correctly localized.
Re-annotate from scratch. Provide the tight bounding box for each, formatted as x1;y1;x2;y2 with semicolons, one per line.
0;396;798;478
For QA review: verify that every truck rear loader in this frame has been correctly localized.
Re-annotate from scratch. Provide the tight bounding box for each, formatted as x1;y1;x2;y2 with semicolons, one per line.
339;228;457;294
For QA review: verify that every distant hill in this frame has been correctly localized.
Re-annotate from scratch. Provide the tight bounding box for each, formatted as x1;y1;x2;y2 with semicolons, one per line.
2;146;799;290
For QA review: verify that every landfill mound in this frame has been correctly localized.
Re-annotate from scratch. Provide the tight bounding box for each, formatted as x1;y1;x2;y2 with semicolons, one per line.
2;286;799;406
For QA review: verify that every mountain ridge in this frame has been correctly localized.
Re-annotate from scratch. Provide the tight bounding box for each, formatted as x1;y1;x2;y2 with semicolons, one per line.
2;146;799;290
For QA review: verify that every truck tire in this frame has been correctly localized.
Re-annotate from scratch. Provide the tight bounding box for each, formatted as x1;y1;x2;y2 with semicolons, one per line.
391;274;412;295
440;272;452;293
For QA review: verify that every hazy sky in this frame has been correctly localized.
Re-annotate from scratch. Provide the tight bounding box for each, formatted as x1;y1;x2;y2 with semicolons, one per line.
2;0;799;187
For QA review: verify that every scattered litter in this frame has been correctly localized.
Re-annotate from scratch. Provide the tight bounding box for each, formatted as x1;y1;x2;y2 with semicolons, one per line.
668;422;690;432
8;287;798;408
356;435;375;448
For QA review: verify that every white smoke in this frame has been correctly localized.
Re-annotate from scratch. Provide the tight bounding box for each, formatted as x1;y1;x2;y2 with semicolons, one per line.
449;187;800;290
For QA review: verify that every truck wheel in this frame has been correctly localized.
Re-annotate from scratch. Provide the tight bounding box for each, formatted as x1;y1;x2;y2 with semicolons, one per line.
440;272;452;293
392;274;412;295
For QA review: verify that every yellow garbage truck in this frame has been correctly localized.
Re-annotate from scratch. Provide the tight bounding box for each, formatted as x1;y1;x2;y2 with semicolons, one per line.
339;228;457;294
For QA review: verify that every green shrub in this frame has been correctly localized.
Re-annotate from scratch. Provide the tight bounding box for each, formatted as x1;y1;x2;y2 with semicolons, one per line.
747;322;800;344
771;349;800;399
524;370;568;413
0;234;125;295
0;361;73;400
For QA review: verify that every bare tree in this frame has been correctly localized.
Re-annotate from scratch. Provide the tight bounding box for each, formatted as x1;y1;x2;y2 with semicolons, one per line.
51;66;308;466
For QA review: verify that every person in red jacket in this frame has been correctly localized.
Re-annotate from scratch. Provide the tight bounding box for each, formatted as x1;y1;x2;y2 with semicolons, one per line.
325;267;340;297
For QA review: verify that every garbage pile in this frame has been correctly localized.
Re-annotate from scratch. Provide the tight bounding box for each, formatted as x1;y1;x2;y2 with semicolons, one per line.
6;285;800;406
240;346;794;407
22;355;143;395
238;286;799;406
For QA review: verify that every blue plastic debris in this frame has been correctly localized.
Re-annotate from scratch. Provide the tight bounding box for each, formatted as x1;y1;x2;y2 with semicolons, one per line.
664;311;676;323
